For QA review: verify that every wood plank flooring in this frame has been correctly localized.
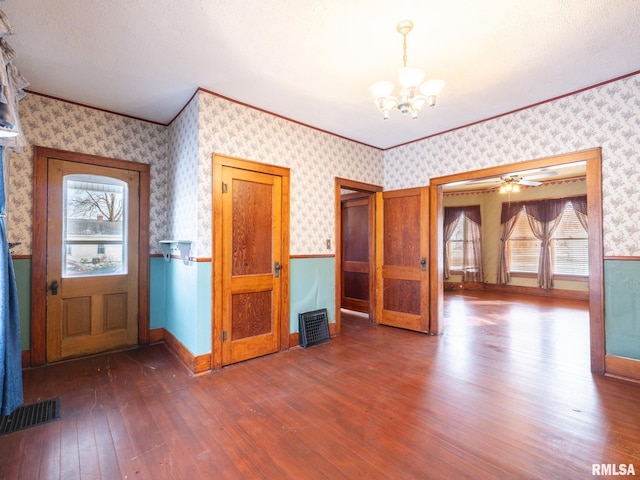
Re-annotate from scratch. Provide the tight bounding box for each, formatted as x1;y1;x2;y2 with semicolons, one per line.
1;291;639;479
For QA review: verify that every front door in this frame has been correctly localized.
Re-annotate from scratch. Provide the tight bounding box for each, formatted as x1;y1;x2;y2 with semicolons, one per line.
46;159;139;362
375;187;429;332
214;155;290;367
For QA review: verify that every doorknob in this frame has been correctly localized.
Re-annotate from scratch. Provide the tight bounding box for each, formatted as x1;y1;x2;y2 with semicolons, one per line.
274;261;282;278
49;280;59;295
420;258;427;271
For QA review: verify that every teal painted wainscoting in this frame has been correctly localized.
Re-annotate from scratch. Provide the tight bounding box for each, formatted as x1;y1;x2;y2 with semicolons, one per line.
289;257;335;333
161;257;212;357
604;260;640;360
149;256;166;330
14;256;335;357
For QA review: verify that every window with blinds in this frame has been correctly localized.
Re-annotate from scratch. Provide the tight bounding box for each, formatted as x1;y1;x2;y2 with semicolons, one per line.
449;218;464;270
508;203;588;276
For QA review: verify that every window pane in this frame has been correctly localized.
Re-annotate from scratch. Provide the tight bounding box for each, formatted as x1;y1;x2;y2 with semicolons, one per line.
552;203;588;276
510;239;540;272
449;218;464;270
509;212;539;273
63;175;127;277
508;202;589;277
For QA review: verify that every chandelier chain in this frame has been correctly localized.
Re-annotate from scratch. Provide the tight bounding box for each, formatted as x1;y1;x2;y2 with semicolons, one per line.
402;33;408;68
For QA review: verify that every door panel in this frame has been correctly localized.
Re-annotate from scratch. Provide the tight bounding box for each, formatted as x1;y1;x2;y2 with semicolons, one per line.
341;195;372;313
375;187;429;332
46;159;139;362
221;166;282;365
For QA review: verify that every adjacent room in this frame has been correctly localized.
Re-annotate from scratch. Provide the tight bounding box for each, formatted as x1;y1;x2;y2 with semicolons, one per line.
1;1;640;478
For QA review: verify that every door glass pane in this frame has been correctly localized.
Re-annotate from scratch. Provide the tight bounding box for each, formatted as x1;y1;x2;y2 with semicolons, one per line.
63;174;127;277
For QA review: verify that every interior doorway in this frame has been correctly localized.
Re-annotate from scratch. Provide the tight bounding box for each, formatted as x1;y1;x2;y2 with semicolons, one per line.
334;178;382;333
340;192;373;314
429;148;604;373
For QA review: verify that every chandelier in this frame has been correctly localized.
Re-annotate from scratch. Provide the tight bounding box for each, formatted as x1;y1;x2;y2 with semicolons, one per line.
370;20;444;120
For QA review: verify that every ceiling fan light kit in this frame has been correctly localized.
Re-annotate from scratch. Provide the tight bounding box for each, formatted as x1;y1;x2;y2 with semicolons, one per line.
371;20;445;120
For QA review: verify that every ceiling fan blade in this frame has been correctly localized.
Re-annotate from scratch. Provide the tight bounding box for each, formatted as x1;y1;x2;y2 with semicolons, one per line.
486;183;502;190
522;171;558;180
464;177;501;185
519;180;542;186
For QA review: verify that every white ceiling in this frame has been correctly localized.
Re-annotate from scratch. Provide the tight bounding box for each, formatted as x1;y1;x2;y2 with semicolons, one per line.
4;0;640;149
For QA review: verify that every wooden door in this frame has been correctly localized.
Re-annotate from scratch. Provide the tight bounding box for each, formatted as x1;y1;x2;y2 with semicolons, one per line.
341;193;373;313
46;159;139;362
375;187;429;332
218;160;288;366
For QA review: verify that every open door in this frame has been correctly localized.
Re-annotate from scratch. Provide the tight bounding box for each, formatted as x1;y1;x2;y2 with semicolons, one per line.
375;187;429;332
341;192;374;314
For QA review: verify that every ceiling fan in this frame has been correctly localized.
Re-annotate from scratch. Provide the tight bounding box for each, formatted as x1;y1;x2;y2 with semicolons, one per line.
461;171;559;192
490;175;541;193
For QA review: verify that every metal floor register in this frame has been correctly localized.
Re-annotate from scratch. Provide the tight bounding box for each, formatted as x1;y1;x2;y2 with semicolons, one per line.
298;308;331;348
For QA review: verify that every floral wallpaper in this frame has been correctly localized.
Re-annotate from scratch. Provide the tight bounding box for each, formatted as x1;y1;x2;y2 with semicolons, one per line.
385;73;640;257
167;94;199;248
193;90;384;257
8;73;639;259
6;93;169;255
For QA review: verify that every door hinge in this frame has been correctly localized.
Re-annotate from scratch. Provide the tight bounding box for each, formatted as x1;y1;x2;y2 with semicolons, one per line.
222;182;228;194
221;330;227;342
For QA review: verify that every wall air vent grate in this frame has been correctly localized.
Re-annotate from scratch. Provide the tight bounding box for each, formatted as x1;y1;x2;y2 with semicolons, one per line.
298;309;331;348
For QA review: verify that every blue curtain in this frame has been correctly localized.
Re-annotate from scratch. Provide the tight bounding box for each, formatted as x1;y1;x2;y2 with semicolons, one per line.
0;145;22;415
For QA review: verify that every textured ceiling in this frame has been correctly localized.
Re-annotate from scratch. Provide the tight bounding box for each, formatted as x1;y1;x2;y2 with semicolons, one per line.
3;0;640;149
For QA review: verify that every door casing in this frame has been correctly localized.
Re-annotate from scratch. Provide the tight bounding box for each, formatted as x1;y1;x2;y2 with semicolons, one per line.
212;154;290;369
31;146;150;366
429;148;604;373
334;178;382;333
340;192;374;314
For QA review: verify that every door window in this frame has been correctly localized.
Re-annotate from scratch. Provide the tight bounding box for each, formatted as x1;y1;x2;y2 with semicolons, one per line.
62;174;127;277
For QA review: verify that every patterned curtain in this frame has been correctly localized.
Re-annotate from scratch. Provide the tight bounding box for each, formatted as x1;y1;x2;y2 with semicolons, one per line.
461;206;483;283
570;195;588;232
524;199;568;289
498;196;587;289
497;204;523;285
443;207;462;279
443;206;483;282
0;6;28;149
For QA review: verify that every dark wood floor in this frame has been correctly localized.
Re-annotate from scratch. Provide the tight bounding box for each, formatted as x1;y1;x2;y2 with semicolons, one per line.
2;291;639;479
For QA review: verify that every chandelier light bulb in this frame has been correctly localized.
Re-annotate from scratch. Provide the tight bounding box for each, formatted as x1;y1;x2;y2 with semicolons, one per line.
370;81;394;99
398;67;426;89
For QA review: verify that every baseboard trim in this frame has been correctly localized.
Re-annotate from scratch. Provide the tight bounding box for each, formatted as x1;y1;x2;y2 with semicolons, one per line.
289;322;338;348
22;350;30;368
605;354;640;383
444;282;589;301
150;327;211;374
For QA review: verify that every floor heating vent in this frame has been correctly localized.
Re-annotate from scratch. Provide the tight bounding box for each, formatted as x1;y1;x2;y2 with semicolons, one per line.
298;308;331;348
0;398;60;435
